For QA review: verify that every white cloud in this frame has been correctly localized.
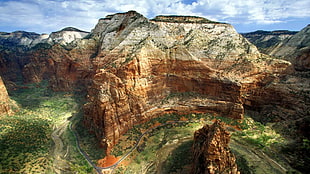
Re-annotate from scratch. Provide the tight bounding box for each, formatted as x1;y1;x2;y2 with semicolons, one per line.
0;0;309;33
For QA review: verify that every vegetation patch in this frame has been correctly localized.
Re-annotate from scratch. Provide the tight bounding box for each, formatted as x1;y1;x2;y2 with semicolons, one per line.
0;81;80;173
162;140;193;173
232;117;286;149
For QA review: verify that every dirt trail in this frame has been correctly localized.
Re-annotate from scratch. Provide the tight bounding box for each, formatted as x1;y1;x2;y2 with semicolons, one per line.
230;138;288;174
51;119;70;174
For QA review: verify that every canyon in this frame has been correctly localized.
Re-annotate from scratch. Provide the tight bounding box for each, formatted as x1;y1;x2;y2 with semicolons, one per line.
0;11;309;173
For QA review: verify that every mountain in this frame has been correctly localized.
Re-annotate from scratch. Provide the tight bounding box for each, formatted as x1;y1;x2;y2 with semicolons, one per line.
0;27;90;83
243;25;310;71
80;11;285;149
46;27;89;46
0;11;309;172
242;30;297;54
0;27;89;50
0;31;48;50
269;24;310;71
1;11;304;146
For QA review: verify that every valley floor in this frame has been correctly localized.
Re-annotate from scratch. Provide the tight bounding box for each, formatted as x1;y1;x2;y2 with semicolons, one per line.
0;81;304;174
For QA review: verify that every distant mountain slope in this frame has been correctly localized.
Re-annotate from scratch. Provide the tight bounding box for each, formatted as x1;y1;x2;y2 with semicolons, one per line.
0;31;48;50
241;30;297;54
0;27;90;82
0;27;89;50
269;24;310;71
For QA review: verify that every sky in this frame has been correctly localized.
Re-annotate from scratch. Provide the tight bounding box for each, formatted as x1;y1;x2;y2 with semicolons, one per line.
0;0;309;34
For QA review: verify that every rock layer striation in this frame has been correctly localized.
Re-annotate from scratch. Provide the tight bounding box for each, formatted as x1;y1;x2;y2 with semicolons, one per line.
1;11;305;151
81;11;292;148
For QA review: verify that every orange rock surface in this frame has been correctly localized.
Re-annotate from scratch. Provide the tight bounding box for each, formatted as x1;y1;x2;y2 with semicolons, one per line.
97;155;119;168
5;11;305;151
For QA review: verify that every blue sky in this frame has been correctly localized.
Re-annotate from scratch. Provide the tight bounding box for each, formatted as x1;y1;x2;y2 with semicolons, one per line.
0;0;309;34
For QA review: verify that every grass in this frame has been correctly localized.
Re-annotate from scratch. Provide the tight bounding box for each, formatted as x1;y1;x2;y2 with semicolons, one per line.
111;112;297;173
63;120;95;174
162;140;193;173
232;117;286;149
0;80;91;173
1;80;301;173
74;114;106;164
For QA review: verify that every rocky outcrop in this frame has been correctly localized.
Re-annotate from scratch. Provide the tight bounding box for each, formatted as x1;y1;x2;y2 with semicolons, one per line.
82;11;292;148
269;25;310;71
191;120;239;174
242;30;297;54
151;15;221;23
0;31;47;82
46;27;89;46
0;76;12;115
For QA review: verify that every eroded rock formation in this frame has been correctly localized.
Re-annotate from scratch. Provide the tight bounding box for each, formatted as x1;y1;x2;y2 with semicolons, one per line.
1;11;307;151
191;120;239;174
81;11;292;148
242;25;310;132
0;76;12;115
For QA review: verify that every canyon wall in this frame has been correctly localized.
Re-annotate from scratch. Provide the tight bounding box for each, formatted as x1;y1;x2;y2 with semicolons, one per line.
81;11;292;148
1;11;307;150
0;27;90;88
242;25;310;137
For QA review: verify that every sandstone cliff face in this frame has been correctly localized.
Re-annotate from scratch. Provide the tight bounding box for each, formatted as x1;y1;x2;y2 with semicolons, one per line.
191;120;239;174
1;11;302;151
0;27;90;86
0;76;12;115
82;11;292;148
241;26;310;127
22;40;97;91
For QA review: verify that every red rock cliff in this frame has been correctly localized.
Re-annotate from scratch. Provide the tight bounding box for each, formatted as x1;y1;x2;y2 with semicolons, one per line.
81;11;292;149
3;11;298;151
